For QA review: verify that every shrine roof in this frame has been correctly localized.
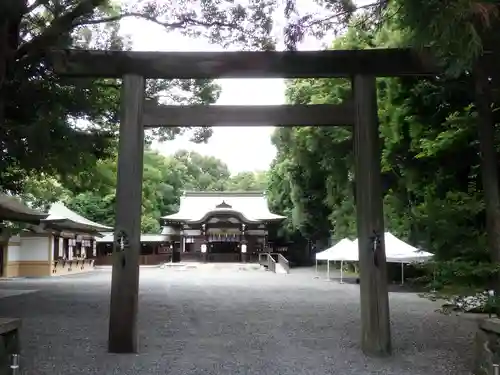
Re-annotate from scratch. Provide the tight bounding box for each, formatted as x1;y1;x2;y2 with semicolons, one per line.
0;194;48;223
161;191;285;223
42;202;112;234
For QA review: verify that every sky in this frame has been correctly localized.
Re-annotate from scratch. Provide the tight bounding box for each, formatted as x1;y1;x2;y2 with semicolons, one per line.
118;5;327;174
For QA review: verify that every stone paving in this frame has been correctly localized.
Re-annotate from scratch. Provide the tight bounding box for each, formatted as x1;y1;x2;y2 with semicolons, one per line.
0;267;476;375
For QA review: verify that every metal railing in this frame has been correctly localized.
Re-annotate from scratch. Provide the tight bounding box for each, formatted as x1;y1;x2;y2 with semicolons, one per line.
258;253;277;273
277;253;290;274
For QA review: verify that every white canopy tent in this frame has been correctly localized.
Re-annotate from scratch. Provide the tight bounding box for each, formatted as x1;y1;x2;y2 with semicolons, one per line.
315;233;433;284
315;238;357;283
352;232;434;284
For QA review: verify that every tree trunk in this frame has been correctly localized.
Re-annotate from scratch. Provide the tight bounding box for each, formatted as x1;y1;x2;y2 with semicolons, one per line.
475;58;500;306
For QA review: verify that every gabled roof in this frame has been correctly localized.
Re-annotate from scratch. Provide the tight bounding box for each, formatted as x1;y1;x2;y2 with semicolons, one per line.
0;194;48;223
41;202;112;234
161;191;285;223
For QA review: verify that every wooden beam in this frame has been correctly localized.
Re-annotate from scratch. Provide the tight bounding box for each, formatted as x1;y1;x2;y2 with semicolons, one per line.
353;75;392;357
142;102;354;127
108;74;145;354
49;48;438;79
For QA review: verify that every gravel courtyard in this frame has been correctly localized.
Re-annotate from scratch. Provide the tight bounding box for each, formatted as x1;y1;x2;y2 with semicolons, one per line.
0;266;476;375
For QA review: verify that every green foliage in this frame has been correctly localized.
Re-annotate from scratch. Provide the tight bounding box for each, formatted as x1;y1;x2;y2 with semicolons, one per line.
0;0;286;195
393;0;500;72
433;260;500;290
281;0;499;72
172;151;231;192
225;171;268;192
267;18;499;289
68;192;115;227
23;148;271;233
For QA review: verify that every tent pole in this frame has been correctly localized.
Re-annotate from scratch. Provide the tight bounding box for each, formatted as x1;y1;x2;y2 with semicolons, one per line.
327;260;330;280
400;262;404;286
340;260;344;284
315;259;318;274
431;263;437;293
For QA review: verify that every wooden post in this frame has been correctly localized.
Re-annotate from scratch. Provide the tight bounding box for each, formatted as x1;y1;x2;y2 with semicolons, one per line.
352;75;391;357
108;74;145;353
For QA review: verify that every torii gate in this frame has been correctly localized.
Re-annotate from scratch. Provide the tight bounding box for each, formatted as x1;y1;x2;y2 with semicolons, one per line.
49;47;438;357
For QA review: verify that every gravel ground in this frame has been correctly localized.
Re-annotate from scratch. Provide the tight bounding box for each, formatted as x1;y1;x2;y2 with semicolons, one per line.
0;266;476;375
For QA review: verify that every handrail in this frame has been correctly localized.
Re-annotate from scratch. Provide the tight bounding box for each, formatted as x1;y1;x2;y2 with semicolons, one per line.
267;254;276;273
258;253;276;273
277;253;290;274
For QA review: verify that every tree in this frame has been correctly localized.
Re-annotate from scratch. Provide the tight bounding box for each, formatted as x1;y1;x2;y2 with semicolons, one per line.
173;150;231;191
42;148;238;232
225;171;268;191
267;126;332;247
281;0;386;49
21;144;276;234
267;25;373;246
282;0;500;294
0;0;287;195
267;18;500;288
389;0;500;297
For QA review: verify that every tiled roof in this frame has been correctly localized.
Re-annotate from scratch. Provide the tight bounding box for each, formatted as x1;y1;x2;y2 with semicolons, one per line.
0;194;48;223
42;202;112;233
162;191;285;222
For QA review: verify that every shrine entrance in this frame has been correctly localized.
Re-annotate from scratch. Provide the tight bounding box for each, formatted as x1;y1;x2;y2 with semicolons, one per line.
49;47;439;357
208;241;240;262
210;241;238;254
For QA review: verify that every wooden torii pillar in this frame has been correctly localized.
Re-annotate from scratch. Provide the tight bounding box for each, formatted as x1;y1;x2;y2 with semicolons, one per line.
49;48;438;356
107;74;145;353
353;75;391;355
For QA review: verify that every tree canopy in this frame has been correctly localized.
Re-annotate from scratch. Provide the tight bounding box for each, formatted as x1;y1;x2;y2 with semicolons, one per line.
267;13;500;288
22;147;270;233
0;0;290;195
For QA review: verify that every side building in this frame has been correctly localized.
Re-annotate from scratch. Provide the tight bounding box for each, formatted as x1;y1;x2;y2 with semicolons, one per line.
161;191;286;262
0;194;49;277
4;202;111;277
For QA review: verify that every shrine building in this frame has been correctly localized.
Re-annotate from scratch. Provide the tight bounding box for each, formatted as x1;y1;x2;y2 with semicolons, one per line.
2;201;110;277
161;191;286;263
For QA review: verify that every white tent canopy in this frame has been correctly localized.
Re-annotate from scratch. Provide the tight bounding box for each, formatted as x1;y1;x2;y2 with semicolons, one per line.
316;233;434;284
353;232;434;285
315;238;357;261
352;232;433;264
315;238;357;283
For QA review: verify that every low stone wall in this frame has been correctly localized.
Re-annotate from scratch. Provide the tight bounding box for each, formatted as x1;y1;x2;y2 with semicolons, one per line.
475;318;500;374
